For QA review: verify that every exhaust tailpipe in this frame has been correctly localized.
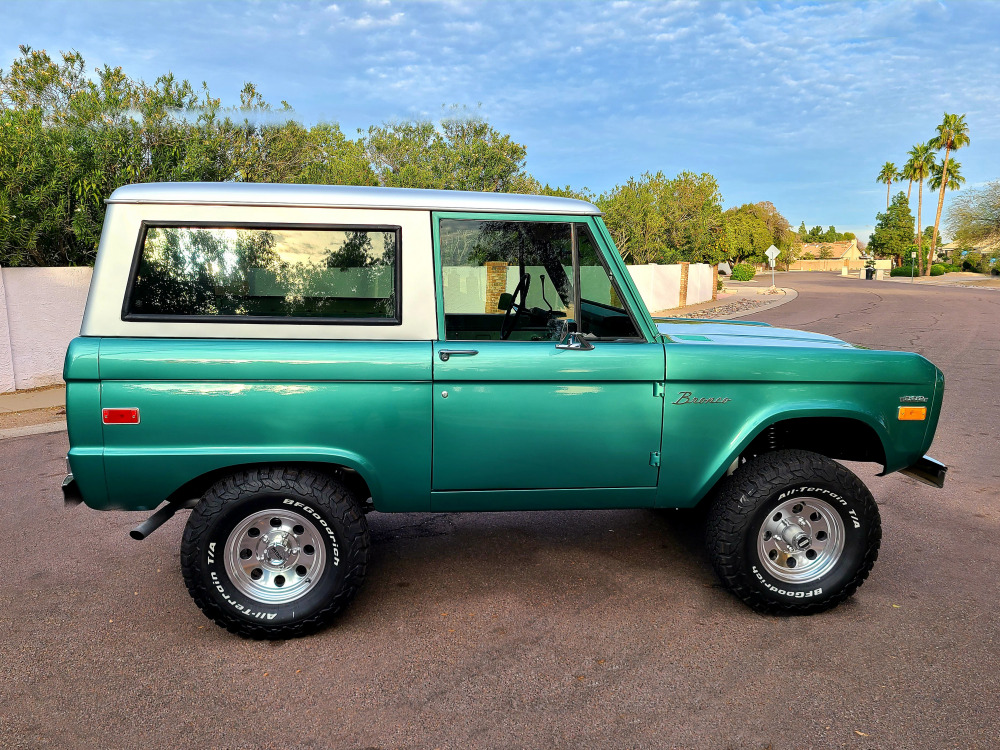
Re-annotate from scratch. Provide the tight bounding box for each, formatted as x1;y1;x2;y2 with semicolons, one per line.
130;503;181;541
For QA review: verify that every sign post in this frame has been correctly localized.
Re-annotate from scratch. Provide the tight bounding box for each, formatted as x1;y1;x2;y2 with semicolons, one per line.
765;245;780;288
911;250;916;283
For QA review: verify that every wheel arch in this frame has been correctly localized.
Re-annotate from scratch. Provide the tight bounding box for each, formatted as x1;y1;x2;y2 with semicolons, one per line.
669;409;889;510
165;457;376;512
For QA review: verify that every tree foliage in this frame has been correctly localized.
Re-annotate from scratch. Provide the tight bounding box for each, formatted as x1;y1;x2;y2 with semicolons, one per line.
946;180;1000;253
0;48;528;266
2;45;798;273
868;192;915;260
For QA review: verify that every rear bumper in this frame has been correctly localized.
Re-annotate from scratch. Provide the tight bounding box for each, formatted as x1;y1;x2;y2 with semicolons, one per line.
898;455;947;489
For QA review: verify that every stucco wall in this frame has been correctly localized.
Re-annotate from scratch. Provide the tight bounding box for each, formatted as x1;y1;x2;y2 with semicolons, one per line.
0;267;93;392
0;271;15;393
686;263;714;306
626;264;682;313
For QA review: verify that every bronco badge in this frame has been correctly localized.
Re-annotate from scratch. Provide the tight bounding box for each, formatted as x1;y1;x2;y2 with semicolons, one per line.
673;391;732;405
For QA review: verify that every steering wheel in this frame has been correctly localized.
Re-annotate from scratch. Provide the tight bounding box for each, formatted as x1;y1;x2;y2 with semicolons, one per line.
500;273;530;340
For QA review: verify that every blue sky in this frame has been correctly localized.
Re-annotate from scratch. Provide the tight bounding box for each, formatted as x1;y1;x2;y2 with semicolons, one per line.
4;0;1000;240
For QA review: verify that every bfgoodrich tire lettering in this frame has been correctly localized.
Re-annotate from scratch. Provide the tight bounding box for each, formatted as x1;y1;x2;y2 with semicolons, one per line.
181;467;369;639
705;450;881;614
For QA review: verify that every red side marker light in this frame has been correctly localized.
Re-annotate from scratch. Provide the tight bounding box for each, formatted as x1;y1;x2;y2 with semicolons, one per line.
103;408;140;424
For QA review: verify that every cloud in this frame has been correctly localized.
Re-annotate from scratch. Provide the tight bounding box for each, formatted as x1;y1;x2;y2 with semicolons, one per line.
4;0;999;227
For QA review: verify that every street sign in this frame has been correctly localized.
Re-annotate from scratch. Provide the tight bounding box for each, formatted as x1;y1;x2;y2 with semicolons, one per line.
765;245;779;286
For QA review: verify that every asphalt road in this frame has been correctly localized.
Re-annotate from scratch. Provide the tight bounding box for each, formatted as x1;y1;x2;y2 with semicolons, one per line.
2;272;998;750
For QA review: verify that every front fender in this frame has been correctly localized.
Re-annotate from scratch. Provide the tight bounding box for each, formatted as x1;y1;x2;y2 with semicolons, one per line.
656;384;924;508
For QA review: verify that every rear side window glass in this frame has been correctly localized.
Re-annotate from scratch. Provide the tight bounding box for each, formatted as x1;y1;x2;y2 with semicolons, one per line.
125;225;401;323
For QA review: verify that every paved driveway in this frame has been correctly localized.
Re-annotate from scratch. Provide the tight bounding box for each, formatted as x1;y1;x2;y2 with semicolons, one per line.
2;272;998;749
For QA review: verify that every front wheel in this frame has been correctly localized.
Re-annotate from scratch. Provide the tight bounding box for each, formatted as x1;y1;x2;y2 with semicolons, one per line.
705;450;881;614
181;467;369;639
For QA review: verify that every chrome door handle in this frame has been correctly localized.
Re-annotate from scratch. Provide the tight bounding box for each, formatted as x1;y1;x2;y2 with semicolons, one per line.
438;349;479;362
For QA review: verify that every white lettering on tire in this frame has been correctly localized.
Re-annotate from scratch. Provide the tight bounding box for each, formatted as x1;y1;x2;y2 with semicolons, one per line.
752;565;823;598
283;498;340;565
210;570;277;620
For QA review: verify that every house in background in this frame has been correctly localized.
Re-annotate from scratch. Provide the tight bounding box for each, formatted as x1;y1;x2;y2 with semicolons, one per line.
789;239;865;271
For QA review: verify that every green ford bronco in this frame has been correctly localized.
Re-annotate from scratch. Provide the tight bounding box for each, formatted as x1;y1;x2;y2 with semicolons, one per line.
63;183;946;639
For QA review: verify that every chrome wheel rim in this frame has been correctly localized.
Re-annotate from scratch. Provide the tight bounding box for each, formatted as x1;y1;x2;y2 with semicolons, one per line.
757;496;845;584
224;508;327;604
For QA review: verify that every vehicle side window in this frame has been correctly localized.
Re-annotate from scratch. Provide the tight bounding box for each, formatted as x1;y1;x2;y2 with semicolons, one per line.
438;218;641;341
577;226;642;340
439;219;574;341
125;224;401;323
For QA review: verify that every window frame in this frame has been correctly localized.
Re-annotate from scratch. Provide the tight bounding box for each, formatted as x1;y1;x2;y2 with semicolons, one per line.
432;212;652;343
121;220;404;326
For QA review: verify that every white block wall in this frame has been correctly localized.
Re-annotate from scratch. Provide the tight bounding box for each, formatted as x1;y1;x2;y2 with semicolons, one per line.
687;263;714;306
0;267;93;392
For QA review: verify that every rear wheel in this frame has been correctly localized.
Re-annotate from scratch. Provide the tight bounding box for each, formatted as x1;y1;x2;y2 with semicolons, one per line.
706;450;881;614
181;467;369;639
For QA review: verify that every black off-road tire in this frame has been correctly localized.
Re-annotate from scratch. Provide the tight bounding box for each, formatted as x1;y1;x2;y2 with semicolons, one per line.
705;450;881;615
181;466;369;639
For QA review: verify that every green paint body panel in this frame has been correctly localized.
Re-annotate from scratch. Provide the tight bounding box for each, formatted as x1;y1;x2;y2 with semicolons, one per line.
63;203;945;516
93;339;432;512
63;338;108;507
431;341;664;495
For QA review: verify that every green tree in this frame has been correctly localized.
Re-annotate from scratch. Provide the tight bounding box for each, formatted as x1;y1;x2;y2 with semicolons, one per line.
928;113;970;271
868;192;915;262
903;142;935;275
598;172;667;264
720;204;773;264
876;162;899;209
361;108;529;192
660;171;724;264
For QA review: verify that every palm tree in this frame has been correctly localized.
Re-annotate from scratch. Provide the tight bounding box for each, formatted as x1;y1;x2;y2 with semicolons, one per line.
905;143;936;276
876;162;899;209
902;146;922;201
928;160;965;264
928;113;971;273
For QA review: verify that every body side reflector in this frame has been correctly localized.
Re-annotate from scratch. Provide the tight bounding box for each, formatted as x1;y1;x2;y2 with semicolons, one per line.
898;406;927;421
103;408;140;424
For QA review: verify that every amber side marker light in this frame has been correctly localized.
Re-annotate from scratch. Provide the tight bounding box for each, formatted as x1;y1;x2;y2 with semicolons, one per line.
898;406;927;421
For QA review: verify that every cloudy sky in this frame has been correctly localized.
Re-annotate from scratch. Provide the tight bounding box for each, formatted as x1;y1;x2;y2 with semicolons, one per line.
5;0;1000;239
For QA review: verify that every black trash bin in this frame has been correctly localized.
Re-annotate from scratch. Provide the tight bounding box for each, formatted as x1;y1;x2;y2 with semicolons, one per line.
866;267;875;280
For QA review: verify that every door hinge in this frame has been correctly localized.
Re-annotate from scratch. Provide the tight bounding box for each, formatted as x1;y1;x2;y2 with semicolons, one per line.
653;382;664;398
649;451;661;467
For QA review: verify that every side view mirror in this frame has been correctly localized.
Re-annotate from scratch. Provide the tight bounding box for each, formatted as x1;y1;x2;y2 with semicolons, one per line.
497;293;513;311
555;320;594;351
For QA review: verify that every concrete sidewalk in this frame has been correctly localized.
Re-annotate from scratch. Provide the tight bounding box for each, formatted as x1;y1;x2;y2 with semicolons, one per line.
0;384;66;440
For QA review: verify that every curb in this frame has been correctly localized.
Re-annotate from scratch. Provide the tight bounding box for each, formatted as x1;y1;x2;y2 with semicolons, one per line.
0;421;67;441
682;287;798;320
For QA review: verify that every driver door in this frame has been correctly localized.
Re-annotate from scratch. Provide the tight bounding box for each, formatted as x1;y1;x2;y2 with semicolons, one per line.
430;214;665;509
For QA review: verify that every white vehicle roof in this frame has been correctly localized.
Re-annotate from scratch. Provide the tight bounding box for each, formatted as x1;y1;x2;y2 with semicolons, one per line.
107;182;602;216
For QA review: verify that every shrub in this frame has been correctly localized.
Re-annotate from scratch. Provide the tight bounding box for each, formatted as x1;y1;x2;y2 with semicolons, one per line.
930;264;945;276
890;265;916;277
730;263;756;281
